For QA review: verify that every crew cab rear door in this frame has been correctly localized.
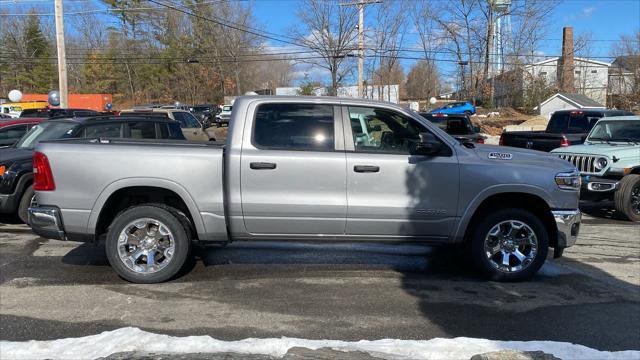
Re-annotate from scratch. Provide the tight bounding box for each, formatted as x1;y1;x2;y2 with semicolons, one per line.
240;102;347;235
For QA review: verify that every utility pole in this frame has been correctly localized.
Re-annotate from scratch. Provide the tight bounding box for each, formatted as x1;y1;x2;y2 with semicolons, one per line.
340;0;381;98
54;0;68;108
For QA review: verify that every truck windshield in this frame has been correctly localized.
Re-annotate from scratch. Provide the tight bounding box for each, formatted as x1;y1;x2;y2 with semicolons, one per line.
588;120;640;143
15;121;77;149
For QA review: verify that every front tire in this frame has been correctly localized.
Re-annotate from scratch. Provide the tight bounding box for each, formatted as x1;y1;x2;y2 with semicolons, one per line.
105;205;191;283
615;175;640;222
470;208;548;281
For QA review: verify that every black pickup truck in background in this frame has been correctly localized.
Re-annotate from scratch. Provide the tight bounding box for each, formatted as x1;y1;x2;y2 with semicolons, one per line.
499;109;633;152
420;113;485;144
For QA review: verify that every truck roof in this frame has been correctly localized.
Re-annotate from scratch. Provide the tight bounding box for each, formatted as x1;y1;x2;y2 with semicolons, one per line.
232;95;410;111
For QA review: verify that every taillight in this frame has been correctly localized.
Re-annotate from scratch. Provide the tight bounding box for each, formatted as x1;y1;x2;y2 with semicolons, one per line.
499;134;504;146
33;152;55;191
560;137;571;147
477;137;485;144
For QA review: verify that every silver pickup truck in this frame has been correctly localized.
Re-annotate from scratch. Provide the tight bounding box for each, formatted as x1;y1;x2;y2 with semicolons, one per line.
29;96;582;283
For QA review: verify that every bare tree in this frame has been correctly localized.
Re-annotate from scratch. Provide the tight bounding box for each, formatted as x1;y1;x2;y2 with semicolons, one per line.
609;30;640;110
405;60;441;100
293;0;357;96
411;1;445;98
369;0;407;101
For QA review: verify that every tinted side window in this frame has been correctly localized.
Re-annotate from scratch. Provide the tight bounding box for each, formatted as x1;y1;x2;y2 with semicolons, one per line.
84;123;122;138
447;118;470;135
159;123;186;140
173;112;200;128
129;122;157;139
348;106;426;154
0;125;28;146
253;103;334;151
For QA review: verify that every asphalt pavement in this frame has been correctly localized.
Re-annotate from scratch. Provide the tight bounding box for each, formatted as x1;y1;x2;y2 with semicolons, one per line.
0;207;638;352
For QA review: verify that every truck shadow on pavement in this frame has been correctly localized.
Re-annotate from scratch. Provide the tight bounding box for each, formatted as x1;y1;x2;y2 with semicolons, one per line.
396;162;640;352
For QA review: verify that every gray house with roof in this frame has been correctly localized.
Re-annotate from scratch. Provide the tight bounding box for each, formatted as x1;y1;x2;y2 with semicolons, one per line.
535;92;605;117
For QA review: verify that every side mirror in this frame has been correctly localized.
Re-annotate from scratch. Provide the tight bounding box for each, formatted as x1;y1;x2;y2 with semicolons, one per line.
414;132;443;155
473;125;480;133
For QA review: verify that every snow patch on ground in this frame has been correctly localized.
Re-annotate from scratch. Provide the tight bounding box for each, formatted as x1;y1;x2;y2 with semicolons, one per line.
538;262;574;277
1;327;638;360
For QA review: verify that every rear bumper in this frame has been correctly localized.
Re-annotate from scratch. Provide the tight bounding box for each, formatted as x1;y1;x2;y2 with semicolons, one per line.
28;206;65;240
552;209;581;248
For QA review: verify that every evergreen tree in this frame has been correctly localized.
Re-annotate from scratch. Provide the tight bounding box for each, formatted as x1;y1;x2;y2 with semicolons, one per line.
22;13;56;93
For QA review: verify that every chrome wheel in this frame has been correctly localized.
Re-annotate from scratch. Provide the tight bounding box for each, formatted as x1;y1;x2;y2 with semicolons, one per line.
631;185;640;215
484;220;538;273
117;218;175;274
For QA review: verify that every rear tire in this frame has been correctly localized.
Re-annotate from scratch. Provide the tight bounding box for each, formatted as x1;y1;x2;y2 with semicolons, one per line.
470;208;548;281
614;175;640;222
17;186;35;224
105;204;191;283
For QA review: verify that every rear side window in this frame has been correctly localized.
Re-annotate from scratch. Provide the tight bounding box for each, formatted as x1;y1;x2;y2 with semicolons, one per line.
159;123;186;140
129;122;156;139
84;123;122;138
0;125;28;146
173;112;201;128
253;103;335;151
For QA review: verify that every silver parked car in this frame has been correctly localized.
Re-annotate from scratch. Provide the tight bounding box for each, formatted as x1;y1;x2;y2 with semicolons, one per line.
28;96;581;283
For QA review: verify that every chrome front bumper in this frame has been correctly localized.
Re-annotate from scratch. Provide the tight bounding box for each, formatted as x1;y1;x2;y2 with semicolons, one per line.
552;209;581;249
28;206;66;240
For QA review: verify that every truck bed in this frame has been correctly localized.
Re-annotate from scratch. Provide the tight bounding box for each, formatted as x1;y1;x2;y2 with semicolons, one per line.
35;138;228;241
501;131;585;152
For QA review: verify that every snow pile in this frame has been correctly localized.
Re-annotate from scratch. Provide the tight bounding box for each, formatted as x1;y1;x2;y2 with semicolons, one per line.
1;327;638;360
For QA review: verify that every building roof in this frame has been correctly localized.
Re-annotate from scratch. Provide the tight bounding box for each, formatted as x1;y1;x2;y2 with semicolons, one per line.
525;56;610;68
538;92;605;109
612;55;640;72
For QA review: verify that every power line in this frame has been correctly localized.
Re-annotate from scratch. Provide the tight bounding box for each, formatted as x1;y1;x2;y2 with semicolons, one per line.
145;0;302;47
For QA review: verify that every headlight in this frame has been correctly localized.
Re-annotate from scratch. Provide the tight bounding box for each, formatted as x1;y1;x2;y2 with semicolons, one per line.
594;157;608;171
555;172;581;190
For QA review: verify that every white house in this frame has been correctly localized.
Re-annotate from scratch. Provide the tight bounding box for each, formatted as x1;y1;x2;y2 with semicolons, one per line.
276;85;400;104
536;92;605;117
493;57;610;107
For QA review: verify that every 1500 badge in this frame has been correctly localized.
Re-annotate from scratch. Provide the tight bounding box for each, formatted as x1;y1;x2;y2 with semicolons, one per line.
488;152;513;160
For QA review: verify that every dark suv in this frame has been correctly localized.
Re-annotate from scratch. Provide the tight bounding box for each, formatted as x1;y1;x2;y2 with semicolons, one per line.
0;115;186;223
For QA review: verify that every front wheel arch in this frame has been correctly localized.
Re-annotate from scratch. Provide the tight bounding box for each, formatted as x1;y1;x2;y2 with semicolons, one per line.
462;192;557;249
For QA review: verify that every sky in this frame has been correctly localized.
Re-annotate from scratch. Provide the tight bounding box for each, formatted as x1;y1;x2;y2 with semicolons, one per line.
1;0;638;87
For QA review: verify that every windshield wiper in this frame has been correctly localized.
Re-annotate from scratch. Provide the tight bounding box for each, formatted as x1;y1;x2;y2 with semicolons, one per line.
609;137;640;145
588;137;610;144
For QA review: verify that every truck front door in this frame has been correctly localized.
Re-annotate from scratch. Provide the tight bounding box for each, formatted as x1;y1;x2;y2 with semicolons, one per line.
343;106;460;239
240;103;347;235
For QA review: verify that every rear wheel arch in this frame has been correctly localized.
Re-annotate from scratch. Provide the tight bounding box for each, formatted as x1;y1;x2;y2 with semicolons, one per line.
93;184;202;240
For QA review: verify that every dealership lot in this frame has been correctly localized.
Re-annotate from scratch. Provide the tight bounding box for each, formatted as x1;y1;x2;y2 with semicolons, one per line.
0;206;638;352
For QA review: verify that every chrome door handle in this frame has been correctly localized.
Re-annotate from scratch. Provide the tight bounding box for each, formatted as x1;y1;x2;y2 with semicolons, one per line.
250;162;277;170
354;165;380;173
